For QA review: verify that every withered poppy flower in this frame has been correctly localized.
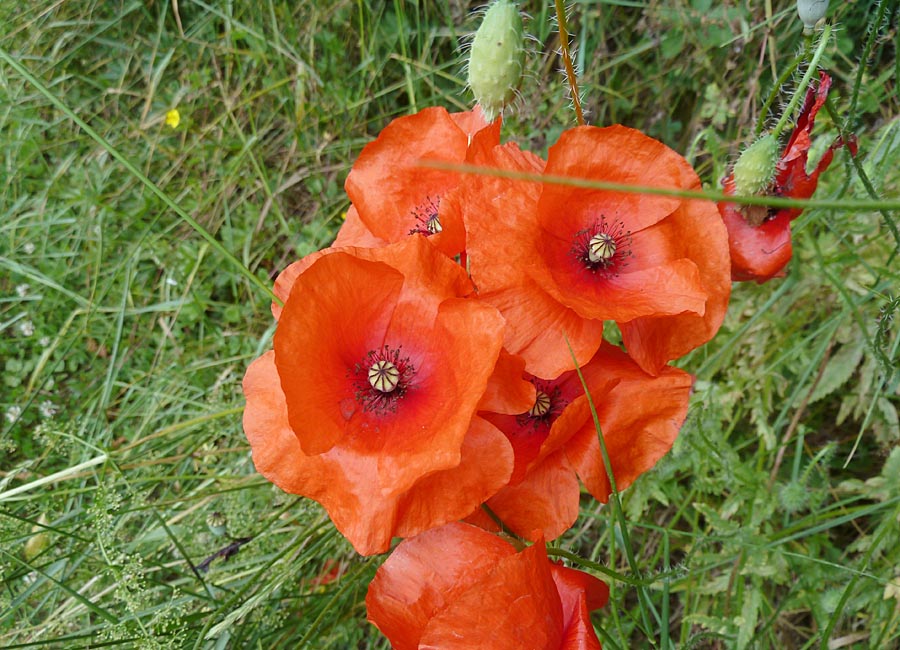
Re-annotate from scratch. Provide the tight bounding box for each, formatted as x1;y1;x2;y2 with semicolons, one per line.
454;127;730;376
366;522;608;650
719;72;857;282
481;342;692;541
341;107;500;256
243;236;515;555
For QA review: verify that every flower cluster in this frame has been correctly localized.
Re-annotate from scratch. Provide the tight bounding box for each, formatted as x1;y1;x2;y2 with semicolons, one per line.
242;103;732;645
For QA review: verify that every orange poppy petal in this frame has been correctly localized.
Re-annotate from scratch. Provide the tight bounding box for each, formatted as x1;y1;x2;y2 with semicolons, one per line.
395;416;513;539
275;252;403;455
566;343;692;502
366;522;518;650
417;539;564;650
478;349;536;415
345;107;469;250
619;198;731;373
480;279;605;379
450;106;500;142
487;450;581;541
540;125;699;235
333;204;389;248
245;354;511;555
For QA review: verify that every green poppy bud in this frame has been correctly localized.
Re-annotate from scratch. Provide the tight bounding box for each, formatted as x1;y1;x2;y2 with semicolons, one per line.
732;134;779;197
467;0;526;122
797;0;828;34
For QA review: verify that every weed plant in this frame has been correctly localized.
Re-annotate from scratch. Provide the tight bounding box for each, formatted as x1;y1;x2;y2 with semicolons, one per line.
1;1;898;648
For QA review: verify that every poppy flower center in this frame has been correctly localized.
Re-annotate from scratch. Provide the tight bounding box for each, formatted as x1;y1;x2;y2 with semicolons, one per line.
571;218;632;275
517;380;567;431
368;360;400;393
352;345;416;414
408;196;443;236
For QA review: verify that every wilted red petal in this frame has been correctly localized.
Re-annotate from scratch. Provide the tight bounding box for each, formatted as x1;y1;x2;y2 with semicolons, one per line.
719;72;855;283
551;564;609;650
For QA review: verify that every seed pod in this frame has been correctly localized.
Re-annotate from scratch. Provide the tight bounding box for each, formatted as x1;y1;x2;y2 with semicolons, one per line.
467;0;525;122
732;134;779;197
207;511;228;537
797;0;829;33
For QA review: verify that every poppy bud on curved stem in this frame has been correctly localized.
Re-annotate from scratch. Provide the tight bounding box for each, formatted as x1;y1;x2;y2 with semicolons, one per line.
797;0;829;34
467;0;526;122
732;133;778;197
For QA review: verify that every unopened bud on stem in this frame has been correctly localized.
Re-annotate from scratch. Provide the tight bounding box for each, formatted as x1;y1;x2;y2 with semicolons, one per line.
467;0;525;122
733;134;779;197
797;0;828;34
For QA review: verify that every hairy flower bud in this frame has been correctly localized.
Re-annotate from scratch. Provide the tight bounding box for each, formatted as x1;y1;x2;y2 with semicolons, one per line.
797;0;828;33
732;134;779;197
467;0;525;122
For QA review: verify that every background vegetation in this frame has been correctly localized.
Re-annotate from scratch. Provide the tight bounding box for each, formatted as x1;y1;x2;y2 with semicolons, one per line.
1;0;898;648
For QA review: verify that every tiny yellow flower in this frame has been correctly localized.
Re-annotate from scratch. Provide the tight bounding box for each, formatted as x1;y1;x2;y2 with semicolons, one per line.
165;108;181;129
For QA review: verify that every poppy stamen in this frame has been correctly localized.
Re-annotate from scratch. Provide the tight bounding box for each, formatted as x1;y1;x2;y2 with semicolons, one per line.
571;217;632;276
353;346;416;414
409;196;443;236
517;380;567;431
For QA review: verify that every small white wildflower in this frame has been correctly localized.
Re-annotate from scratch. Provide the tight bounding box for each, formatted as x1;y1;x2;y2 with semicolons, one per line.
39;336;51;347
5;405;22;423
17;320;34;337
15;284;29;298
23;243;35;255
165;277;178;287
39;401;58;419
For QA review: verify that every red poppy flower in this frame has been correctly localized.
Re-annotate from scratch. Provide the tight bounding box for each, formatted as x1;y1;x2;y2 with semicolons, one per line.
340;106;500;256
481;342;693;540
242;236;517;555
366;522;609;650
453;126;730;377
719;72;857;282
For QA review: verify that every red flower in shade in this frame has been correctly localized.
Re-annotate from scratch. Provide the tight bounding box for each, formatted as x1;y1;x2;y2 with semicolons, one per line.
366;522;609;650
242;236;521;555
339;106;501;256
451;126;730;377
719;72;857;282
480;342;693;541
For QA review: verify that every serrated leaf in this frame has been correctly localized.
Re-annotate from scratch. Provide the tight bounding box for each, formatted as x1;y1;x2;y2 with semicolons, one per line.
810;341;865;404
874;397;900;444
736;587;761;650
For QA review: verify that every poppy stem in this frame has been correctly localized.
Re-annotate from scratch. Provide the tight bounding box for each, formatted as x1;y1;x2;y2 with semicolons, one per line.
770;24;832;141
754;32;814;138
554;0;585;127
